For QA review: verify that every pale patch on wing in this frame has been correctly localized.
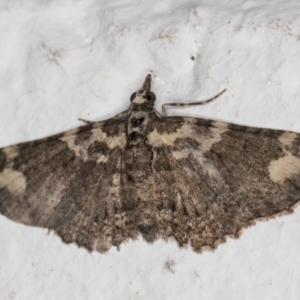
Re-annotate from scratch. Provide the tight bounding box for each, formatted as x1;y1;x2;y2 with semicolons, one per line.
58;127;81;158
212;121;228;130
147;128;168;146
278;131;298;147
3;145;19;160
268;152;300;183
172;150;190;160
97;155;108;163
104;132;126;149
150;119;228;159
91;123;126;149
60;126;126;162
0;168;26;196
205;121;228;152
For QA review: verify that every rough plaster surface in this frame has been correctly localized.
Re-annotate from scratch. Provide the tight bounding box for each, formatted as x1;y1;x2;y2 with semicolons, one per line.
0;1;300;299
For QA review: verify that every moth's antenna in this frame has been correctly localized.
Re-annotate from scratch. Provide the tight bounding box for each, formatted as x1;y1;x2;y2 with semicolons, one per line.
142;74;152;91
162;88;227;117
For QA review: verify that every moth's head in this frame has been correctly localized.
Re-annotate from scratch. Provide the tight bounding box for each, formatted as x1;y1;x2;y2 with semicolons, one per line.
130;74;156;106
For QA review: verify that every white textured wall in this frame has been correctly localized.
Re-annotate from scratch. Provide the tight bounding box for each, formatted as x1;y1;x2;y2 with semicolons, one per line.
0;1;300;299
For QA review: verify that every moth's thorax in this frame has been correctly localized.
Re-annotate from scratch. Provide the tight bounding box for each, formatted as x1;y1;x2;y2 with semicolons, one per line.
127;106;152;146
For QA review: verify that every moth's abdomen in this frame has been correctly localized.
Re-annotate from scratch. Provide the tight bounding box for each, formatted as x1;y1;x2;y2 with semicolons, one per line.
124;145;152;183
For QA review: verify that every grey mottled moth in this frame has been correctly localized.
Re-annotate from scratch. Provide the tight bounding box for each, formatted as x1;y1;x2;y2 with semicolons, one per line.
0;74;299;253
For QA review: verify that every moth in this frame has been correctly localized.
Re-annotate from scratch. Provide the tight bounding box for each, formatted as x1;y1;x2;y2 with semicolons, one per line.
0;74;299;253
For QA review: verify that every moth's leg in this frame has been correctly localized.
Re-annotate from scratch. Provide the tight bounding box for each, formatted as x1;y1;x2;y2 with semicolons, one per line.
78;109;129;125
153;107;163;118
78;118;93;125
162;88;227;117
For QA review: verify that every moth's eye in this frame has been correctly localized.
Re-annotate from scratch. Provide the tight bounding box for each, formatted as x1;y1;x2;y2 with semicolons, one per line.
130;92;137;102
144;92;156;105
